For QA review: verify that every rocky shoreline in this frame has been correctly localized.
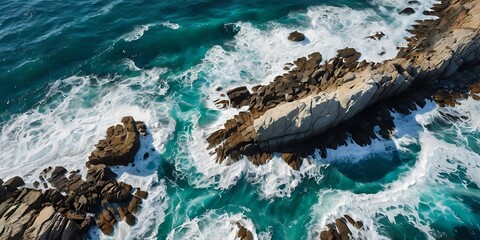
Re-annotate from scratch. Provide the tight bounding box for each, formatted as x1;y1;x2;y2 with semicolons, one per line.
207;0;480;169
0;116;149;239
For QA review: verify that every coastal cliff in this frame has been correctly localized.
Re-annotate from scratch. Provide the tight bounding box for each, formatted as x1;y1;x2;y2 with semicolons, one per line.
207;0;480;168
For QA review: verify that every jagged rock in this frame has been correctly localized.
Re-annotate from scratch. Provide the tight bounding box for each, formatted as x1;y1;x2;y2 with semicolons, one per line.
88;116;141;166
207;0;480;167
65;210;86;222
23;206;56;239
97;209;116;235
86;164;117;183
3;176;25;192
128;196;142;214
399;7;415;15
135;189;148;199
227;86;252;108
288;31;305;42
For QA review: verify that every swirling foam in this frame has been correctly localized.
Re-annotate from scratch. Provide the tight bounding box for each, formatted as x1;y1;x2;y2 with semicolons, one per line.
177;0;439;199
0;61;175;239
166;211;262;240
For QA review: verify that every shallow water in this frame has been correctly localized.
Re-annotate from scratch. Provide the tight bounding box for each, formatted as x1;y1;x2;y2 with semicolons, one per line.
1;0;479;239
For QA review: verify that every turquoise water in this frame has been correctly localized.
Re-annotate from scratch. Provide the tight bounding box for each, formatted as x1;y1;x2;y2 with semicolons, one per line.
1;0;479;239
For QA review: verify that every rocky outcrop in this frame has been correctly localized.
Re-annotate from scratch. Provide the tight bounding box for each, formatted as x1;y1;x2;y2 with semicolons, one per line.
88;116;141;166
0;117;150;239
207;0;480;168
319;214;364;240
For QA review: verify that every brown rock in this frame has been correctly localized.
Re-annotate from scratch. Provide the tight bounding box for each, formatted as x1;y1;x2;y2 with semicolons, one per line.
344;214;356;226
335;218;352;240
128;196;142;214
88;116;141;166
288;31;305;42
65;210;86;222
227;86;252;108
135;189;148;199
354;221;364;229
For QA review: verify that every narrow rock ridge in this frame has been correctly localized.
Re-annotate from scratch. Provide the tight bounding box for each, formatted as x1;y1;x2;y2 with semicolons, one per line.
207;0;480;168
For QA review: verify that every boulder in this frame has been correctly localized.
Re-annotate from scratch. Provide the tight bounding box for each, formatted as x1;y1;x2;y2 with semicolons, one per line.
399;7;415;15
288;31;306;42
3;176;25;192
135;189;148;199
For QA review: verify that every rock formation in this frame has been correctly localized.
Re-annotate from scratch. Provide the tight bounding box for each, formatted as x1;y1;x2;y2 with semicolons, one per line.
88;116;141;166
207;0;480;169
319;214;364;240
0;117;149;239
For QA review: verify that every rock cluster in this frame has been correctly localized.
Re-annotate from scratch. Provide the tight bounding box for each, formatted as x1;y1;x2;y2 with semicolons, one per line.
0;176;81;239
319;215;364;240
0;116;149;239
207;0;480;169
88;116;141;166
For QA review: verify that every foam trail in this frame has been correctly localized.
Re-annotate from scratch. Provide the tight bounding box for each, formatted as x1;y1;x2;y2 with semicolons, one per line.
177;0;438;199
166;211;261;240
162;21;181;30
308;98;480;239
0;61;175;239
123;24;156;42
179;0;438;107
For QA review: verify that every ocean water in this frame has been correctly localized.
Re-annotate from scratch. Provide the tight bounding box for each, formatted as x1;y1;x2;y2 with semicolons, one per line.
1;0;479;239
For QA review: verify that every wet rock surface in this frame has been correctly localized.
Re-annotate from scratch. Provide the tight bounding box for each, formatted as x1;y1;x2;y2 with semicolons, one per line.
236;222;254;240
207;0;480;169
319;214;365;240
0;117;149;239
88;116;141;166
288;31;306;42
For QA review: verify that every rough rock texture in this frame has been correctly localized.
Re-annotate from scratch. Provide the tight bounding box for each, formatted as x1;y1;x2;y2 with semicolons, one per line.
236;222;254;240
319;215;364;240
288;31;306;42
88;116;141;166
0;118;149;239
207;0;480;168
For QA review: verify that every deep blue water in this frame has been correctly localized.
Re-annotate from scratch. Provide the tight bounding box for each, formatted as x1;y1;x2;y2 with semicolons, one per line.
1;0;479;239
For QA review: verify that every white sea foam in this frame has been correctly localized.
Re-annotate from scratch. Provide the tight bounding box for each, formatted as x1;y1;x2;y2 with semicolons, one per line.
166;211;262;240
123;24;155;42
0;62;175;239
182;0;438;108
162;21;181;30
307;98;480;239
179;0;440;199
122;21;180;42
